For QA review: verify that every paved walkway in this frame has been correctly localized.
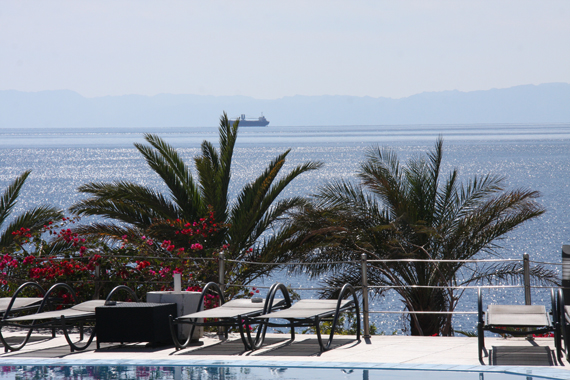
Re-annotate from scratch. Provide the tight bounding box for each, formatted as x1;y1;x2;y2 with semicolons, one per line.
0;332;569;379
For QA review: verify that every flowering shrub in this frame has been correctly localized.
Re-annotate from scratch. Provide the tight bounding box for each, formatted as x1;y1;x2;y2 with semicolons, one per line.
0;213;228;301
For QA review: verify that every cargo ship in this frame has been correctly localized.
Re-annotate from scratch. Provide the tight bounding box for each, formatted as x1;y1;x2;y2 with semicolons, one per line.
230;114;269;127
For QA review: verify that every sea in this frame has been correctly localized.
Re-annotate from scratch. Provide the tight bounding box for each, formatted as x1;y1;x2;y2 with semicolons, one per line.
1;122;569;334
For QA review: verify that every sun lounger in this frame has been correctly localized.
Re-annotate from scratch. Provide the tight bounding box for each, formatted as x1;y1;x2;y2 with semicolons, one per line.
0;282;45;318
477;287;561;363
0;283;138;352
169;282;291;351
0;297;43;315
253;283;361;351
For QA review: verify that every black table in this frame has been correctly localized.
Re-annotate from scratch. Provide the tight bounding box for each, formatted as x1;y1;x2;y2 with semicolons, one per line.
95;302;177;348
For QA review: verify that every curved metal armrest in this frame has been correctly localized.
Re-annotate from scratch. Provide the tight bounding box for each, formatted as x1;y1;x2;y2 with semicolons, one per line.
264;282;292;313
336;283;360;316
558;288;566;325
478;287;484;324
550;288;558;325
195;282;226;313
105;285;139;304
2;282;45;321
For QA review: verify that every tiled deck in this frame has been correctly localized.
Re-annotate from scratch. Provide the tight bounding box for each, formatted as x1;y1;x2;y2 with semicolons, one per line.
0;332;569;379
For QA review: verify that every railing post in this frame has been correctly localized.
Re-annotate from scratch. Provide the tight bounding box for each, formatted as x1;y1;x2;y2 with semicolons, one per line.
361;253;371;338
218;252;226;336
523;253;531;305
218;252;225;293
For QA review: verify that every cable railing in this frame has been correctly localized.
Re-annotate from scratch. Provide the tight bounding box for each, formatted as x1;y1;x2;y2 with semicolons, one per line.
9;249;563;337
214;251;562;337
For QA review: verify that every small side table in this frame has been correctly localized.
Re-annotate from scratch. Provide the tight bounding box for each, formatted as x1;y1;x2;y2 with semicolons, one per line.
146;291;203;341
95;302;177;348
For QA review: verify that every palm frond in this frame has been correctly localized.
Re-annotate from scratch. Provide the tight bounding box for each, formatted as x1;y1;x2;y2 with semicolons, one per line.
228;150;322;254
135;134;203;220
0;170;31;227
195;141;221;212
71;182;179;225
462;261;559;287
71;223;141;245
0;205;63;248
442;188;545;260
359;146;406;218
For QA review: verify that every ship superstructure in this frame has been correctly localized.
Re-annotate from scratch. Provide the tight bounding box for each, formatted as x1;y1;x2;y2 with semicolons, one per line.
230;114;269;127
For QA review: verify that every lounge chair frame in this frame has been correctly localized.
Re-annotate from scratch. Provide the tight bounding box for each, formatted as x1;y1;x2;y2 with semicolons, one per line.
169;282;291;351
0;281;45;318
0;283;138;352
252;283;361;352
477;287;561;363
557;288;570;361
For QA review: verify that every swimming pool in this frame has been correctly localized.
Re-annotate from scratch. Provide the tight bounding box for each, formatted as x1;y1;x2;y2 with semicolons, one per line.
0;365;564;380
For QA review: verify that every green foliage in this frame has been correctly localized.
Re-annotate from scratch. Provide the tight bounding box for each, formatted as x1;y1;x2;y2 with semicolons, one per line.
0;214;224;301
0;170;63;249
70;113;322;288
280;138;553;336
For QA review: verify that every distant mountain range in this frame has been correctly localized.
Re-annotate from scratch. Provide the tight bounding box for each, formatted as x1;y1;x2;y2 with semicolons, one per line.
1;83;569;128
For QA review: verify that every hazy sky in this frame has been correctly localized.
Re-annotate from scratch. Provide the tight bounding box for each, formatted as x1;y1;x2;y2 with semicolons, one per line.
1;1;569;99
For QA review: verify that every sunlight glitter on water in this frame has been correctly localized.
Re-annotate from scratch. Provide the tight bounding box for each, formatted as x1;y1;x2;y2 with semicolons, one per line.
1;124;569;334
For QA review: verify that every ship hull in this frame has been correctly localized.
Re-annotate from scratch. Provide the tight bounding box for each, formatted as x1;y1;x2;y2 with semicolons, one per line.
230;114;270;127
231;120;269;127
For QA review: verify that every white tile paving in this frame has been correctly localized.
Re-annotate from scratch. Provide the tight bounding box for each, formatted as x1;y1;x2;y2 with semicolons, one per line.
0;333;569;379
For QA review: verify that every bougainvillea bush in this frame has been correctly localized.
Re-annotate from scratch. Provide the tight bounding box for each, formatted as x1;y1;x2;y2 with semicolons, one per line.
0;213;226;301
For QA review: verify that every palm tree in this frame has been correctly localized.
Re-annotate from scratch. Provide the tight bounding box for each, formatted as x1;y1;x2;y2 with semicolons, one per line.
0;170;63;249
70;113;323;285
279;138;553;336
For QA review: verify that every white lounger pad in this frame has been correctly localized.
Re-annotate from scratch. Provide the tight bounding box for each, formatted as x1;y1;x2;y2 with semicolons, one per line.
486;304;549;327
0;297;43;312
8;300;110;321
257;299;353;319
178;298;282;320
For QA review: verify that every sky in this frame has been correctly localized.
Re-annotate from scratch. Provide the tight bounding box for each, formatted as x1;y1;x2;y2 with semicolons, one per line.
1;1;569;100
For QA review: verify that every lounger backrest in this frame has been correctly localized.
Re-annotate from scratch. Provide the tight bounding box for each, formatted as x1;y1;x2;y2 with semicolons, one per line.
486;304;549;327
0;297;43;311
291;299;353;310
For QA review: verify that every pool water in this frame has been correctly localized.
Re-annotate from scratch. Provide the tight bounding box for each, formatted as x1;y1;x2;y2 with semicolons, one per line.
0;366;561;380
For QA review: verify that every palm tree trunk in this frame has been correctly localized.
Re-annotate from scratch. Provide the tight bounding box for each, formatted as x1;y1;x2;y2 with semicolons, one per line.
408;288;446;336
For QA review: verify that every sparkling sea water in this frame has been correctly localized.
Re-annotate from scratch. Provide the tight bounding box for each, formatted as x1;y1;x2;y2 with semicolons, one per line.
1;123;569;334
